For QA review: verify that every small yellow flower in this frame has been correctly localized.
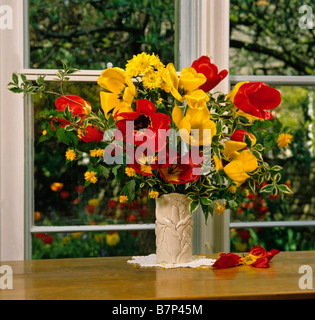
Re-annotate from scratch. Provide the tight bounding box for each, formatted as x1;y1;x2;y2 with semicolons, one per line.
84;171;98;184
277;133;293;148
149;190;159;199
42;129;47;136
106;232;120;246
142;71;162;90
62;236;71;245
71;232;82;239
34;211;41;221
88;198;100;206
90;148;104;157
94;233;105;244
119;195;128;203
215;202;226;215
65;149;76;161
51;182;63;192
125;167;136;177
228;185;237;194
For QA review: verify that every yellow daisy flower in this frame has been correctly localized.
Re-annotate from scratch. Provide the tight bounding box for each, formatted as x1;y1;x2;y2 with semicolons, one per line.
65;149;76;161
84;171;98;184
277;133;293;148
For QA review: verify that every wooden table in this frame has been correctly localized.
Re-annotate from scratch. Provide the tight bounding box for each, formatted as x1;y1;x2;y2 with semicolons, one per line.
0;251;315;300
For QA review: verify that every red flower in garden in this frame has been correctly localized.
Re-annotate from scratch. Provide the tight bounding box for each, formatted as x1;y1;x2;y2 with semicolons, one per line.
191;55;228;92
42;235;54;245
85;204;95;215
158;150;203;185
231;129;256;146
116;99;171;152
108;199;118;209
77;125;104;143
75;185;84;193
212;252;241;268
35;233;45;239
230;82;281;120
237;230;250;243
60;191;70;199
55;95;92;120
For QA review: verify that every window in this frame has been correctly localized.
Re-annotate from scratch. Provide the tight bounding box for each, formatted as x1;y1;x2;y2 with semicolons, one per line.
229;0;315;252
5;0;311;261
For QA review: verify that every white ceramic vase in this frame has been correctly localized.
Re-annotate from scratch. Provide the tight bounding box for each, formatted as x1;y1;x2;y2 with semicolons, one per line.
155;193;193;264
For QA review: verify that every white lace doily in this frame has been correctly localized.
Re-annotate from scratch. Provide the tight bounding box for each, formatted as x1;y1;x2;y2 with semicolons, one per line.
127;254;216;269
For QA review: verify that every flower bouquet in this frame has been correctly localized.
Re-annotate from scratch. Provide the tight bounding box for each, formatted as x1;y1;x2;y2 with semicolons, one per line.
9;53;293;265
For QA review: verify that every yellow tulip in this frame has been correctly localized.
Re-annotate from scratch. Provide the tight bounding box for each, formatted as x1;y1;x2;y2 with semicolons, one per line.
178;67;207;92
161;63;209;109
223;140;247;160
98;67;136;119
223;150;258;186
213;155;223;172
184;89;211;110
224;160;249;185
234;150;258;172
98;67;130;93
172;105;217;146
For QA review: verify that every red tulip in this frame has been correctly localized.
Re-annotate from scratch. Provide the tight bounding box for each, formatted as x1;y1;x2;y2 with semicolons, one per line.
232;82;281;120
77;125;104;143
231;129;256;146
116;99;171;152
191;55;228;92
55;95;91;120
212;252;241;268
158;150;202;185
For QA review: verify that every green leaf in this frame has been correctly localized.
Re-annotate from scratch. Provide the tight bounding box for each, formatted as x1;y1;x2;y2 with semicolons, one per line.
228;200;238;209
244;133;252;147
190;200;199;214
273;172;281;183
277;184;293;194
201;197;212;206
254;143;264;152
12;73;19;85
9;87;23;93
100;166;110;179
125;179;136;201
251;150;263;161
260;184;275;194
271;165;283;172
248;178;256;194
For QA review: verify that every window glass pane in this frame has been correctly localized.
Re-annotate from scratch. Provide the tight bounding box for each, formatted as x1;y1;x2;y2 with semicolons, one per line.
229;0;314;75
32;230;155;259
28;0;175;69
231;227;315;252
33;81;155;227
230;86;315;226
